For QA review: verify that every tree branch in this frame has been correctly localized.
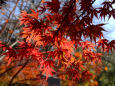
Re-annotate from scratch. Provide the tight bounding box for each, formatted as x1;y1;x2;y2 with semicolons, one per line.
8;59;29;86
0;0;19;36
0;63;23;77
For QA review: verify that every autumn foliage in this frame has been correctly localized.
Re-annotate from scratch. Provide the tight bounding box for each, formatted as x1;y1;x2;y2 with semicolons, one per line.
0;0;115;85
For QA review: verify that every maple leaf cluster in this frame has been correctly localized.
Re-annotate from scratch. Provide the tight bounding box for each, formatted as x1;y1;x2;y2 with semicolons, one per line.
0;0;115;83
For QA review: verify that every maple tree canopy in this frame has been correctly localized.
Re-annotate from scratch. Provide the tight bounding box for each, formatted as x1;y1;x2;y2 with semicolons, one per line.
0;0;115;83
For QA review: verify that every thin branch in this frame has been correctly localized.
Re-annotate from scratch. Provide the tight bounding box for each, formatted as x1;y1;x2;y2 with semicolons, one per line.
53;0;76;38
0;63;23;77
0;58;32;77
7;22;19;45
0;0;19;36
8;59;29;86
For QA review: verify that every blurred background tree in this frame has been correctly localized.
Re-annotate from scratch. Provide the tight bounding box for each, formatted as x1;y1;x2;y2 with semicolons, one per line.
96;51;115;86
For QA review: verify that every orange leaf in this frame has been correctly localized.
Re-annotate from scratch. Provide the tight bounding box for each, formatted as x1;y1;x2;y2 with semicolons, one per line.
9;30;14;34
41;0;44;3
104;66;108;71
1;12;5;15
5;19;8;23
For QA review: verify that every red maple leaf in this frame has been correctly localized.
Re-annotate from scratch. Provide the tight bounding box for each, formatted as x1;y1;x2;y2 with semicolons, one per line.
42;65;55;80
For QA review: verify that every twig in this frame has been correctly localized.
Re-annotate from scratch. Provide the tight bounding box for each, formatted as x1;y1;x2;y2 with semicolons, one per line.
7;22;19;45
8;59;29;86
0;0;19;36
0;63;23;77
